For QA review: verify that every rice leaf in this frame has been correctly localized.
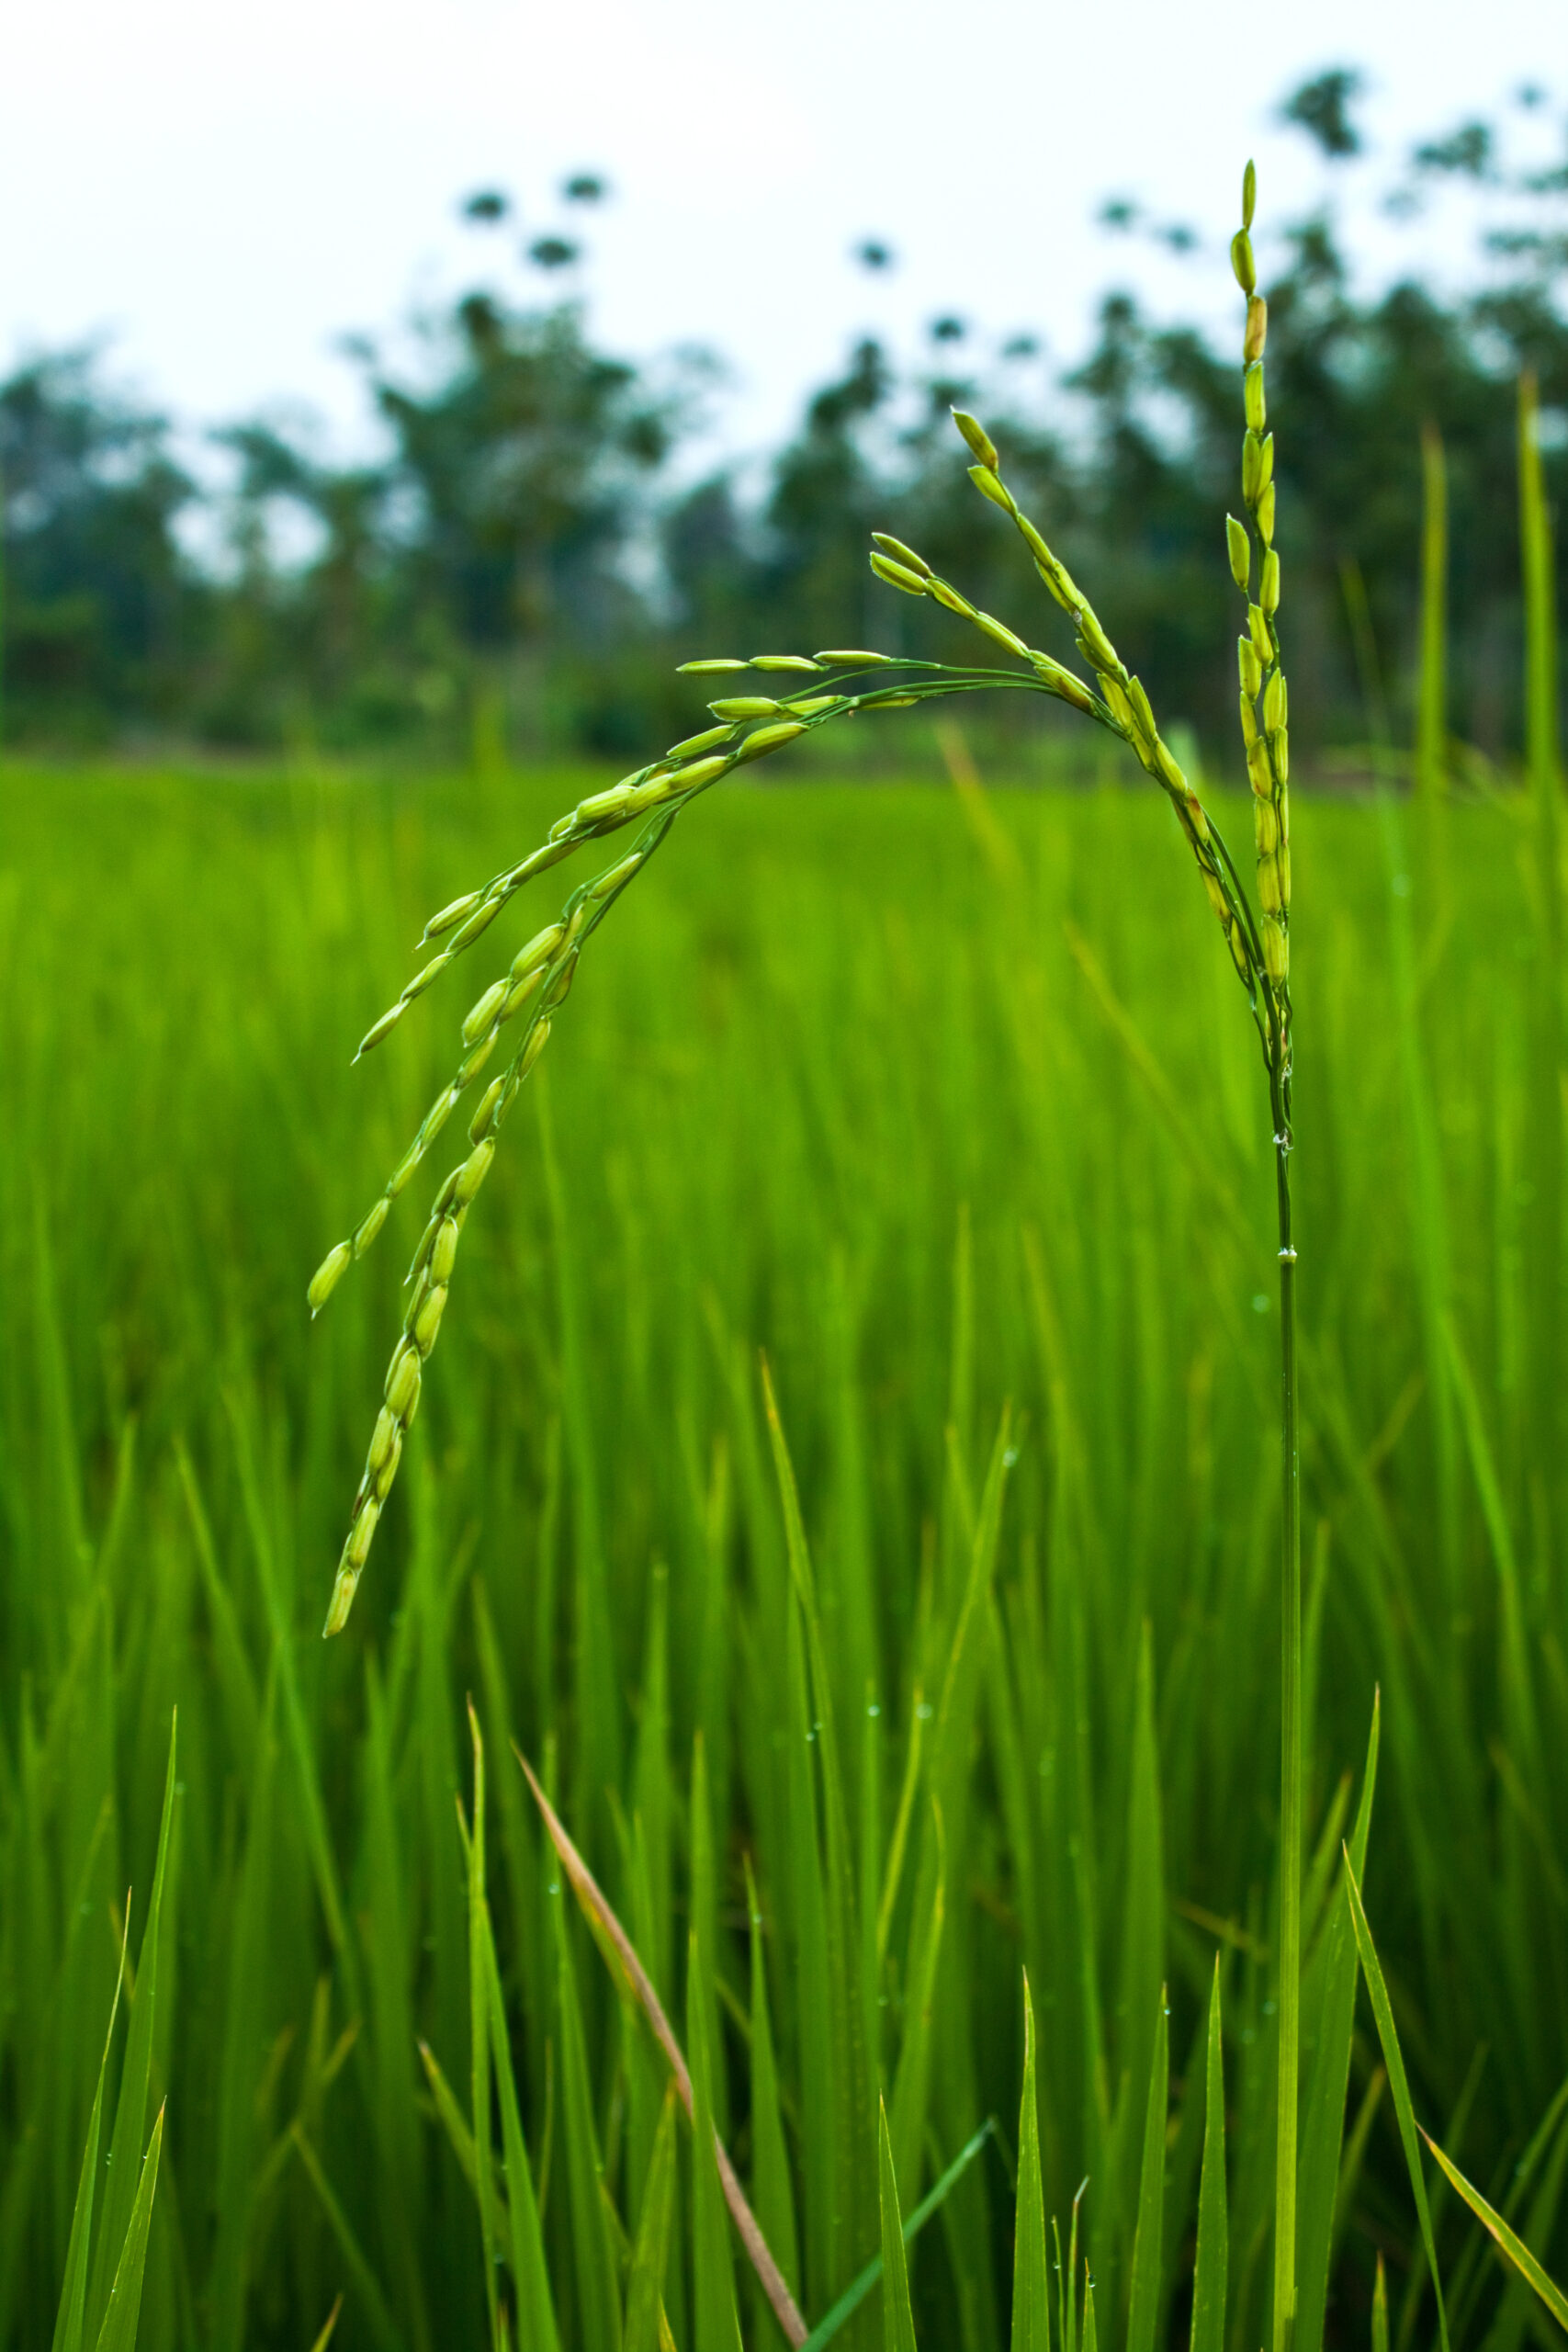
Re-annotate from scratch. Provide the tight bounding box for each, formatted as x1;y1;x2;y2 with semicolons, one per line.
1066;2186;1084;2352
516;1749;808;2346
289;2126;403;2352
877;2102;919;2352
690;1735;727;2138
1117;1627;1165;2180
747;1856;801;2339
1125;1988;1168;2352
1296;1691;1381;2352
416;2039;483;2205
689;1928;744;2352
550;1865;624;2351
626;2086;680;2352
362;1664;429;2352
799;2120;996;2351
461;1706;559;2351
888;1803;946;2208
91;2103;164;2352
1421;2130;1568;2335
85;1715;177;2349
632;1562;675;2008
51;1902;130;2352
762;1360;878;2315
307;2296;344;2352
1342;1854;1451;2352
784;1586;837;2304
481;1911;558;2345
226;1396;357;2001
465;1713;501;2352
1190;1960;1226;2352
1471;2085;1568;2352
1011;1975;1050;2352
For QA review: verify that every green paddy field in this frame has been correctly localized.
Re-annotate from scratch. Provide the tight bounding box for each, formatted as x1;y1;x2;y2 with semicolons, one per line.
2;753;1563;2350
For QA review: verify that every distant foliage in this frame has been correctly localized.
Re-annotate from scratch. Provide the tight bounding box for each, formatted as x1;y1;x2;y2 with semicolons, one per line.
2;74;1565;760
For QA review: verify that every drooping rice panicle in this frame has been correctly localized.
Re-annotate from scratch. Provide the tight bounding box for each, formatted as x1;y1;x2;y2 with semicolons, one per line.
315;672;1043;1629
311;188;1293;1642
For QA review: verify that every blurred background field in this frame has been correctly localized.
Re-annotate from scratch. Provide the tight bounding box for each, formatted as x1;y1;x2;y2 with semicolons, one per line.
3;746;1566;2346
2;64;1563;784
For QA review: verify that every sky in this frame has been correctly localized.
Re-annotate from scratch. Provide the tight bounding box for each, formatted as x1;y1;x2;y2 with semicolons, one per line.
3;0;1562;472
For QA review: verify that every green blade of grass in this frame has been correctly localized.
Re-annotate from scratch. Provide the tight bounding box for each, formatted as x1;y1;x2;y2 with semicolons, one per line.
784;1580;838;2301
289;2126;404;2352
1117;1627;1166;2190
887;1803;946;2211
362;1664;430;2352
690;1735;727;2141
626;2086;680;2352
1125;1988;1169;2352
173;1442;260;1776
878;2102;919;2352
762;1359;878;2317
416;2039;485;2207
516;1747;808;2346
632;1562;675;2010
1395;2044;1488;2352
1421;2130;1568;2335
1478;2096;1568;2352
91;2103;164;2352
689;1928;744;2352
465;1711;502;2352
307;2295;344;2352
1190;1960;1226;2352
1442;1316;1539;1772
1011;1975;1050;2352
1342;1854;1451;2352
51;1901;130;2352
208;1672;281;2352
477;1764;560;2352
85;1715;177;2350
550;1860;624;2352
747;1856;801;2343
798;2120;997;2352
538;1073;622;1827
226;1394;358;2003
1296;1691;1381;2352
1066;2187;1083;2352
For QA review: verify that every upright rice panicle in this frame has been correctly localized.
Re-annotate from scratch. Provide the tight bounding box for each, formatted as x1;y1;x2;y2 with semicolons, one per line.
887;413;1259;992
1225;159;1292;1013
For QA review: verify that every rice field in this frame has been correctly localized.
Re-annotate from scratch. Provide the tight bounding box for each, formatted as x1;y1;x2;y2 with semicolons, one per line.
2;747;1565;2349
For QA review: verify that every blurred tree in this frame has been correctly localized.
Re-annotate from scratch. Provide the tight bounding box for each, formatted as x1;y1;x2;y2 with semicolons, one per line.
1;78;1562;763
0;351;197;738
1282;67;1365;160
371;292;676;655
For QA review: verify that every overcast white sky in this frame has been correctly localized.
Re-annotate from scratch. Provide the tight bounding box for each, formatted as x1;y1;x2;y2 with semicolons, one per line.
3;0;1562;469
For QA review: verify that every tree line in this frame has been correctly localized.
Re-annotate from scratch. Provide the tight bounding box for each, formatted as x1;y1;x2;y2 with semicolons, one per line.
2;69;1564;772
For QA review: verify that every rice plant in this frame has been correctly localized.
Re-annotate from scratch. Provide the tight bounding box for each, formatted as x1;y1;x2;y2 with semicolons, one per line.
4;171;1567;2352
294;162;1562;2352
